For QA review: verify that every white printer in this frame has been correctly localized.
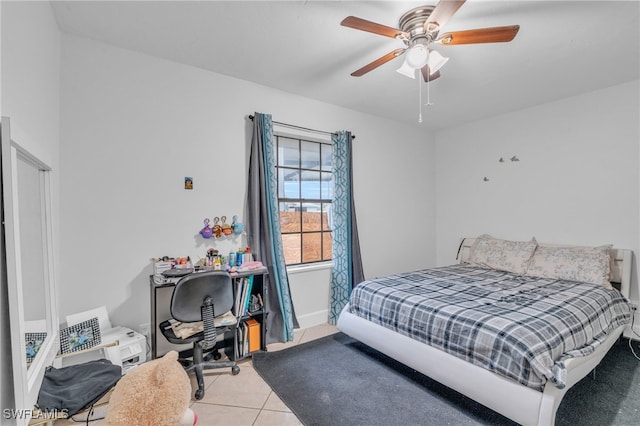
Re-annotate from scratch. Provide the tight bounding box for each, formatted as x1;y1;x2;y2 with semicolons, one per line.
101;326;147;373
59;307;147;374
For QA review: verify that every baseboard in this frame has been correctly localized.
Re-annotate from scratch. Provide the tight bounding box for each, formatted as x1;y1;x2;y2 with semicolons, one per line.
296;309;329;329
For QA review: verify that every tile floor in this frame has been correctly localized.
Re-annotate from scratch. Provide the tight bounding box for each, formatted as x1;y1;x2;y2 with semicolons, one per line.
55;323;339;426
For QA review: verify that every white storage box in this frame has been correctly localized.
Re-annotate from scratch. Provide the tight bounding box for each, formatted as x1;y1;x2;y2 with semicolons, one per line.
153;261;172;277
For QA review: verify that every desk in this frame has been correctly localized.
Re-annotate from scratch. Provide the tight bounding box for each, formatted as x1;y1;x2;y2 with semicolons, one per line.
149;268;268;359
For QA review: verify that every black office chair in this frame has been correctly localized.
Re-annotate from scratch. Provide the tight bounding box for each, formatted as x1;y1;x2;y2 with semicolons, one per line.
159;271;239;400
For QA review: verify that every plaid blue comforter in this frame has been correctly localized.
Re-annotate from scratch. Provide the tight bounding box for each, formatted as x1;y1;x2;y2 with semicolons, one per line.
348;265;632;390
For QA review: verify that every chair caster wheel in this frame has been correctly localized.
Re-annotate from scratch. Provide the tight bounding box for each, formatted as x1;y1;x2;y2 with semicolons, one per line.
195;389;204;400
213;351;222;361
232;366;240;375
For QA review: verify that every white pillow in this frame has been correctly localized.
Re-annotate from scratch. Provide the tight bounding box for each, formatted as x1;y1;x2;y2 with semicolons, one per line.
467;235;537;275
526;244;613;288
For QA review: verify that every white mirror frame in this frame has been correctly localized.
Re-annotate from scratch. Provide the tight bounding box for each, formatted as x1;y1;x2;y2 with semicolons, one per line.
2;116;59;423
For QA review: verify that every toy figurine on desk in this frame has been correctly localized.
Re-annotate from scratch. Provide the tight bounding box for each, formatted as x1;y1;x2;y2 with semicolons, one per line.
205;248;218;265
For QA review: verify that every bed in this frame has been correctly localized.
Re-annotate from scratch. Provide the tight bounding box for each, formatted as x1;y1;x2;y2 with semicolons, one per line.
337;237;633;426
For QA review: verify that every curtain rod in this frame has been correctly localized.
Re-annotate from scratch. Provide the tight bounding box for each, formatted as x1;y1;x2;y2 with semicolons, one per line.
248;115;356;140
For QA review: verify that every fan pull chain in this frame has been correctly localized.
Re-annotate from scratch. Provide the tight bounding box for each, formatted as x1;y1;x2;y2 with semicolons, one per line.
418;73;423;123
418;71;435;124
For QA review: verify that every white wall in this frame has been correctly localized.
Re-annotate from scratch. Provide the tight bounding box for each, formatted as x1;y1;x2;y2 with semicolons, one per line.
434;80;640;334
1;2;60;168
1;0;60;418
59;34;436;333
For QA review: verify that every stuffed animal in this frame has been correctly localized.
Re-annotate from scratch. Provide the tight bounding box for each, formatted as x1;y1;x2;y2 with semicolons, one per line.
104;351;197;426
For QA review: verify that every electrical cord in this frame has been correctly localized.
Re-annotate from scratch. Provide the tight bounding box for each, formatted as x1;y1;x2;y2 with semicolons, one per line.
69;406;106;424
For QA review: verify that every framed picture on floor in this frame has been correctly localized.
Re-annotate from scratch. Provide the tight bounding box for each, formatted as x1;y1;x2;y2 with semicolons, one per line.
59;317;101;354
25;332;47;365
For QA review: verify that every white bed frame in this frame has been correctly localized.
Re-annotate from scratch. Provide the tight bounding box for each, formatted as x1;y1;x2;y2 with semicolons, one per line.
337;239;632;426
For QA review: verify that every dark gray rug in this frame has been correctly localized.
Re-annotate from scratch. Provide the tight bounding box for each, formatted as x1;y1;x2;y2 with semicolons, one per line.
252;332;640;426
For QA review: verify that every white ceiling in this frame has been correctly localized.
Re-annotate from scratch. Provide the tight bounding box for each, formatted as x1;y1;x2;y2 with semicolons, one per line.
50;0;640;130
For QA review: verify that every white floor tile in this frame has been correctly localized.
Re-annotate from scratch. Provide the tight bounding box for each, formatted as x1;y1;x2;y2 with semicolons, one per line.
262;391;291;412
253;409;303;426
191;403;260;426
198;363;272;409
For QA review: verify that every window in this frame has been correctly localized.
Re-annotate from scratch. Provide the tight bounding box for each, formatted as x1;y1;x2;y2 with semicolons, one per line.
275;134;332;265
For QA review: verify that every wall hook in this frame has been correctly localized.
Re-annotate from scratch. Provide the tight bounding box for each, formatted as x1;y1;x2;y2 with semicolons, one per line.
483;177;490;182
510;156;520;162
499;157;505;163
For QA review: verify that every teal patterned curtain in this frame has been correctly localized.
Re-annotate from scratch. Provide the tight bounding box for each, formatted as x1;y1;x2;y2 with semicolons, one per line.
246;113;298;343
329;130;364;324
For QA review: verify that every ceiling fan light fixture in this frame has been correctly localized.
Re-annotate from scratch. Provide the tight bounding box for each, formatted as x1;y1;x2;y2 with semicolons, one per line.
341;2;520;81
427;49;449;74
396;59;416;79
405;43;429;69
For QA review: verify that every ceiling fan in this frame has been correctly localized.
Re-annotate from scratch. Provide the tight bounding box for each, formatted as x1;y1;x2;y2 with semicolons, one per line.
341;0;520;82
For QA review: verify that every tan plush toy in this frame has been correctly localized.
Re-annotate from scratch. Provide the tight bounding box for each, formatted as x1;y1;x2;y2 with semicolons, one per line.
104;351;197;426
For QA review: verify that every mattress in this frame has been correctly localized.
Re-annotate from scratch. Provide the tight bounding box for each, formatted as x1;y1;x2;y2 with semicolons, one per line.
348;264;632;391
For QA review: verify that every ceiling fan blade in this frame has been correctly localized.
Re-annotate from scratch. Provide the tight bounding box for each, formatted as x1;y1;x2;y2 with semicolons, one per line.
424;0;466;31
351;48;406;77
341;16;408;39
436;25;520;45
421;66;441;82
